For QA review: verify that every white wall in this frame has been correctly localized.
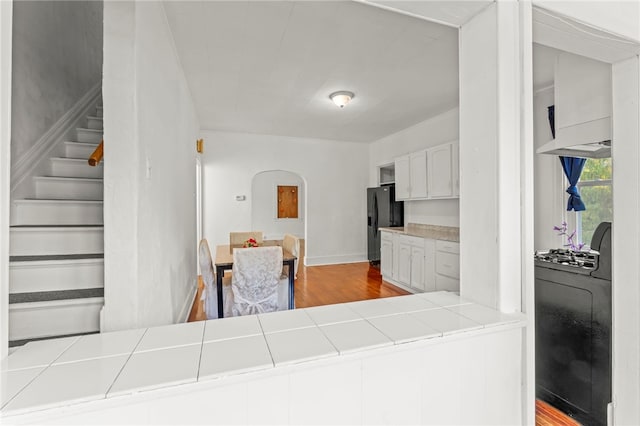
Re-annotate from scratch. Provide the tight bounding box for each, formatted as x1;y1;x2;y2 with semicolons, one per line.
201;130;369;266
459;2;522;313
0;0;13;360
533;87;565;250
369;108;459;227
101;1;200;331
252;171;305;241
10;1;103;165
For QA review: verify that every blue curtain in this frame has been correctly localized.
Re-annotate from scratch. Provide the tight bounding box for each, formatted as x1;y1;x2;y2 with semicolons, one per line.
559;156;586;211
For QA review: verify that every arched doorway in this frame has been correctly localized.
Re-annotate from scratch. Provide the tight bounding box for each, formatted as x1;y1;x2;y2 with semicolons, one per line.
251;170;306;247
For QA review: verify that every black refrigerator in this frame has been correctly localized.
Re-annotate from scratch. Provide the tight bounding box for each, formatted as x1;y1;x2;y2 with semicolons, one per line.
367;185;404;264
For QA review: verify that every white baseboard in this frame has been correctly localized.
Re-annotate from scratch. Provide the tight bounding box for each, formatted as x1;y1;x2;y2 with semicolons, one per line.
304;254;368;267
178;279;197;323
11;82;102;199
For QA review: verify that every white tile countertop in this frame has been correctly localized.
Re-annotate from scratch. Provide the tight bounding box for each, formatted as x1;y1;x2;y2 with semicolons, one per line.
379;223;460;242
0;292;524;418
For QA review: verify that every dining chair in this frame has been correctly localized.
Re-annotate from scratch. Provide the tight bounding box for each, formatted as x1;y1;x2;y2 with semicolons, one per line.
282;233;300;279
199;238;232;319
229;246;288;316
230;231;264;246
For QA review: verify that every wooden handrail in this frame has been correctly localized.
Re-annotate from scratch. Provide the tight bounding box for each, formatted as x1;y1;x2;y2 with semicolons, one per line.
88;140;103;166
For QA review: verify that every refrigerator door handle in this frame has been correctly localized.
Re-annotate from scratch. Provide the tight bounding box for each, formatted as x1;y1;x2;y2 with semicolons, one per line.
373;193;379;237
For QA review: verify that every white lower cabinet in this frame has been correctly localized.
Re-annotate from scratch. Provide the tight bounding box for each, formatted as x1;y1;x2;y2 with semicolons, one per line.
380;233;394;279
380;231;448;294
435;240;460;291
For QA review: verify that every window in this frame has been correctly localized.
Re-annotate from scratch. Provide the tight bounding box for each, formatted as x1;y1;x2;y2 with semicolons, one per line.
577;158;612;246
277;185;298;219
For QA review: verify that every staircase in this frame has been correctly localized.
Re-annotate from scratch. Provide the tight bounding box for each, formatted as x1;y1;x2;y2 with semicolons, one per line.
8;104;104;348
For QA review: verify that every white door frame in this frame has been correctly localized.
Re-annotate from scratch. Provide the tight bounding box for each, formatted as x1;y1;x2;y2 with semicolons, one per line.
530;5;640;424
0;0;13;360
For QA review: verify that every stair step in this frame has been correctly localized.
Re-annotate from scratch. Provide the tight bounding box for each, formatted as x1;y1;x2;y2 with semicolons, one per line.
9;297;103;342
96;105;103;118
64;141;99;159
86;116;103;130
11;200;103;226
34;176;103;200
50;157;103;179
10;255;103;293
76;128;103;143
9;225;104;257
10;288;104;304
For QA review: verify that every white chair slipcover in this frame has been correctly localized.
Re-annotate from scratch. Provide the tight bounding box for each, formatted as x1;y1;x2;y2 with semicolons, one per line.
230;246;288;316
282;234;300;278
199;239;232;319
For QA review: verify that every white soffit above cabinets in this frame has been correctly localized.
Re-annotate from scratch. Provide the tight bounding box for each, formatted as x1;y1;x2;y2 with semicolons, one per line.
162;1;459;143
533;6;640;64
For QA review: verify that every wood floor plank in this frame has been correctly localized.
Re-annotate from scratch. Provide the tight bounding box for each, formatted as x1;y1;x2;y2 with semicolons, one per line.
535;400;582;426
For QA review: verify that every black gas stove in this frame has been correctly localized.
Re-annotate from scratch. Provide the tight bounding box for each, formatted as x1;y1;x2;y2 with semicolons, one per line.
534;221;611;280
535;222;612;426
534;248;598;272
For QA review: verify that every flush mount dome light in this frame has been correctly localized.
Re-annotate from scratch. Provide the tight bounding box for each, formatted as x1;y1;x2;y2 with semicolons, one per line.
329;91;354;108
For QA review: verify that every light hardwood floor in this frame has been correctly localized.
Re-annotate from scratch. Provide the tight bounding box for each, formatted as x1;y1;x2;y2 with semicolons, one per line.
188;259;408;322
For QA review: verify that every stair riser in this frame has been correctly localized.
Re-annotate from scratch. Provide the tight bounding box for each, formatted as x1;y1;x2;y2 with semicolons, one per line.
86;117;103;130
64;142;99;159
35;179;103;200
9;298;102;341
10;227;103;256
10;260;104;293
76;129;103;143
50;159;103;179
12;202;103;226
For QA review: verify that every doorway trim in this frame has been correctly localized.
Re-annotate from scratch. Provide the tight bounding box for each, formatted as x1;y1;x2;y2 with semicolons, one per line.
0;0;13;360
531;5;640;423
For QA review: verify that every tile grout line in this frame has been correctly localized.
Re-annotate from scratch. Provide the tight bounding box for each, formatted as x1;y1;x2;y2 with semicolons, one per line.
1;336;81;410
104;328;149;397
256;315;277;368
195;322;207;381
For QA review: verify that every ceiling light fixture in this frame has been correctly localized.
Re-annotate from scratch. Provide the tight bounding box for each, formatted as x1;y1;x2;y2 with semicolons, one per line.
329;91;354;108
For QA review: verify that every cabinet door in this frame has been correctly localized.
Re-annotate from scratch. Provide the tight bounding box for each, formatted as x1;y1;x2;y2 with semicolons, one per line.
436;274;459;292
423;239;436;292
427;144;453;198
394;156;411;200
410;245;425;291
380;239;393;279
409;151;428;199
397;242;411;285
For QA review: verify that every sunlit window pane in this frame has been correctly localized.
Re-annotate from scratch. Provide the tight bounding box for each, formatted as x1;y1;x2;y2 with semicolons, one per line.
579;185;612;245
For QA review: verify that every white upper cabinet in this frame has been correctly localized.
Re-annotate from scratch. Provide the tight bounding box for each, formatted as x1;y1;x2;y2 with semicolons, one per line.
427;143;453;198
394;141;459;201
394;156;411;200
409;151;428;199
394;151;427;201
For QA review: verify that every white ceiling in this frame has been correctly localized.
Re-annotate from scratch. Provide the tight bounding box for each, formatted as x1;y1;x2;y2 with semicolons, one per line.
163;1;459;143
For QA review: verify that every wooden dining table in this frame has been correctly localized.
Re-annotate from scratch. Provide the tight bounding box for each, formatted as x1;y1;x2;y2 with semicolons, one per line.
214;240;296;318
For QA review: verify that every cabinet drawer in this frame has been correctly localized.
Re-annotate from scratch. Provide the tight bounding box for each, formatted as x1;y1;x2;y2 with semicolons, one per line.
436;251;460;279
436;240;459;254
399;234;424;247
381;231;393;242
436;274;459;292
